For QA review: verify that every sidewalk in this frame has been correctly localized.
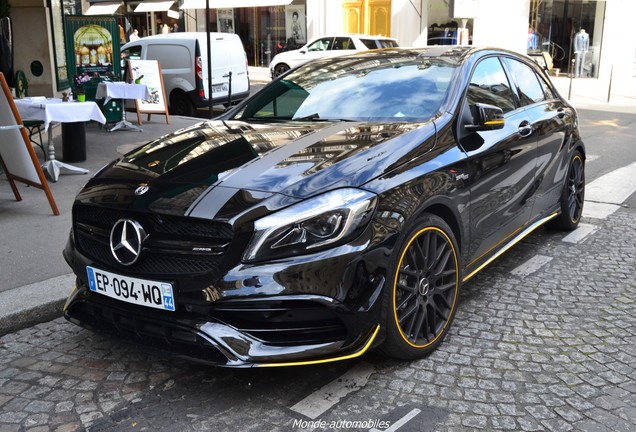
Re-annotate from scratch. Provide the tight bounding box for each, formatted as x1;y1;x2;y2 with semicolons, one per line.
0;66;634;336
551;73;636;112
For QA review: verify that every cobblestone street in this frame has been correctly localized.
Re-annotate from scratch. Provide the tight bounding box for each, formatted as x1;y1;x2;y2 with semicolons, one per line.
1;200;634;431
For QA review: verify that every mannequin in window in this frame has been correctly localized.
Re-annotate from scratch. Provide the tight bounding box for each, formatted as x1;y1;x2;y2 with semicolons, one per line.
573;29;589;77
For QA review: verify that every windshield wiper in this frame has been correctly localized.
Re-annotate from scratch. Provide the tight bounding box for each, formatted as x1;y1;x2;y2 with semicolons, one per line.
292;113;354;122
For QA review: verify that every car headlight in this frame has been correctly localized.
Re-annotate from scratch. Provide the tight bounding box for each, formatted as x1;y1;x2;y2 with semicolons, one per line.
243;188;377;262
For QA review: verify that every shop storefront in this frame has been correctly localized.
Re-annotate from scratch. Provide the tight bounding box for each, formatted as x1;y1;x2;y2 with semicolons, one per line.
180;1;307;67
528;0;606;78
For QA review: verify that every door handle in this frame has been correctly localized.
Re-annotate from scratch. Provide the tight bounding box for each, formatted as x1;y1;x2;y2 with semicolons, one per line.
518;123;533;137
557;108;567;119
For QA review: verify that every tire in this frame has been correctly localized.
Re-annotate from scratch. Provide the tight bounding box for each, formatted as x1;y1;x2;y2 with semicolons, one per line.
381;213;461;360
169;91;195;117
552;151;585;231
273;63;290;77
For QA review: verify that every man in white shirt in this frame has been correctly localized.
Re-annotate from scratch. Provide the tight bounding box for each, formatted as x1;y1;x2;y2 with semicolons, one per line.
129;29;140;42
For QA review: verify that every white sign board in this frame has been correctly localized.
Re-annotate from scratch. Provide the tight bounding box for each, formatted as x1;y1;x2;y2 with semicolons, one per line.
128;59;170;124
0;73;59;215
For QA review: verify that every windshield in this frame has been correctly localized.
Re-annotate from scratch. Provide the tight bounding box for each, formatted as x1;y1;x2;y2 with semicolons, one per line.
234;53;456;122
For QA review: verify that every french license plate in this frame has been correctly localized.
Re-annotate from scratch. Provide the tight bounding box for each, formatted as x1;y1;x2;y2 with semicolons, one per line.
86;266;175;312
212;83;228;93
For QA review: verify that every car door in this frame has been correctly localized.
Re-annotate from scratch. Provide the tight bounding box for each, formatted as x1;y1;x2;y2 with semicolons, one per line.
458;56;538;267
502;57;575;215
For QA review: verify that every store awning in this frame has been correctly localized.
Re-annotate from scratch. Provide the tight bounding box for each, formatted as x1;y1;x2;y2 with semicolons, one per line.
180;0;292;9
134;1;175;12
85;2;121;15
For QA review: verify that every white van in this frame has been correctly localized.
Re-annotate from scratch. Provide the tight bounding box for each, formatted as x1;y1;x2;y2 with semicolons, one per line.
120;32;250;116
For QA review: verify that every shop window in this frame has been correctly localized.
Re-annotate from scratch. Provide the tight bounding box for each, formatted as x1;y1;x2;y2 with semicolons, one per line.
528;0;605;78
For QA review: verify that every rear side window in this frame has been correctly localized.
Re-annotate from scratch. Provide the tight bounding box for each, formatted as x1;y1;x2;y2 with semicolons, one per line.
467;57;516;113
359;38;398;49
333;37;354;50
146;44;191;70
502;57;546;106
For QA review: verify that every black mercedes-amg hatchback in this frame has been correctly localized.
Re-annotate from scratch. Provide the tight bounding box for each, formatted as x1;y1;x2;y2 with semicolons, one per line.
63;47;585;367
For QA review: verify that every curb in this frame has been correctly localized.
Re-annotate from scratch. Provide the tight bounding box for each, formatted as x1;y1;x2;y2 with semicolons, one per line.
0;274;75;336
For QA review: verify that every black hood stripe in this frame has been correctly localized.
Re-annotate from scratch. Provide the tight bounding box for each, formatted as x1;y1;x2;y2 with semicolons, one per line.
186;122;359;219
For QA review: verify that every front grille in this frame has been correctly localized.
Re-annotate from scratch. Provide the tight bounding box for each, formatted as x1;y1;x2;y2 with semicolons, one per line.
66;300;228;365
74;205;233;277
212;299;347;345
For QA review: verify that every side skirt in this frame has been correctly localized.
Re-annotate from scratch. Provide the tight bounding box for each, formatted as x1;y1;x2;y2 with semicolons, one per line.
463;212;559;282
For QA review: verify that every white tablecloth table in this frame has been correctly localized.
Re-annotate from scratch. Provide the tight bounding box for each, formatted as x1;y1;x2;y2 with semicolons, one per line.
14;97;107;181
96;82;150;132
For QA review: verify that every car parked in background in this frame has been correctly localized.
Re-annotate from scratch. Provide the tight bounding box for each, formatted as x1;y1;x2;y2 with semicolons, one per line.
269;34;398;78
120;32;250;116
63;46;585;368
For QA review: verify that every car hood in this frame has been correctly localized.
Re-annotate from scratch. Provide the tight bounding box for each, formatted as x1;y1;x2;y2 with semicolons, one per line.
77;119;436;222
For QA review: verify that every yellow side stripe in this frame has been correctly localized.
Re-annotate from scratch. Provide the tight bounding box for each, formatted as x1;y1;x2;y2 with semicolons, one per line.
463;212;558;282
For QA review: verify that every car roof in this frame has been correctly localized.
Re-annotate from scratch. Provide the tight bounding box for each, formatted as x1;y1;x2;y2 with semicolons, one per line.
309;34;398;41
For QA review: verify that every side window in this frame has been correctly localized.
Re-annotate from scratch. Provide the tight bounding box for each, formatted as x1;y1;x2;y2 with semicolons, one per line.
467;57;516;113
502;57;546;105
307;38;332;52
359;39;377;49
537;75;557;100
333;37;353;50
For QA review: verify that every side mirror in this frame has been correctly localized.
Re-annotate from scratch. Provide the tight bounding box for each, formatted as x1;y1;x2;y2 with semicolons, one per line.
465;103;505;132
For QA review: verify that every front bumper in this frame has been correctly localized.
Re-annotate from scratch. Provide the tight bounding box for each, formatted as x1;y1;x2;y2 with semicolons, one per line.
64;279;383;367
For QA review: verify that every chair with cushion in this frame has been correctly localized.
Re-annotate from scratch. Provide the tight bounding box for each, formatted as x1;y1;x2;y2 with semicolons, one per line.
15;70;46;158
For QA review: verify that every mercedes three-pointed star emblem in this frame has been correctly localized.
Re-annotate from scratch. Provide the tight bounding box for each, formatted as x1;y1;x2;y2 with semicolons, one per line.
110;219;146;266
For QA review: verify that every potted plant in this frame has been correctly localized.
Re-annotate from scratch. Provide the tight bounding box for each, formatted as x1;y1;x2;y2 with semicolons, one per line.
73;72;90;101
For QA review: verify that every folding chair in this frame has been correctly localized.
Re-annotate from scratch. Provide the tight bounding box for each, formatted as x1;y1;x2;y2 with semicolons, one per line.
14;70;46;158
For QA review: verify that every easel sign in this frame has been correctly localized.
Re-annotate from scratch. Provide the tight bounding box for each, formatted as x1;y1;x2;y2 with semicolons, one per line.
0;73;59;216
128;59;170;125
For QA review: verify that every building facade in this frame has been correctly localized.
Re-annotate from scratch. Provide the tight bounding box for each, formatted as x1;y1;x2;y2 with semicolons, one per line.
7;0;636;97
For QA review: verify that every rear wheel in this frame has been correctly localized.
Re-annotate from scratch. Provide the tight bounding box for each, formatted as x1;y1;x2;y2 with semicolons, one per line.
273;63;290;77
169;91;195;117
381;214;461;360
552;151;585;230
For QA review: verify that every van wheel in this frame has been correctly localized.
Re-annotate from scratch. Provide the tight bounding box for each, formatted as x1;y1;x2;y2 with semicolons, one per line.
273;64;290;77
170;92;195;117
